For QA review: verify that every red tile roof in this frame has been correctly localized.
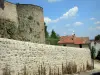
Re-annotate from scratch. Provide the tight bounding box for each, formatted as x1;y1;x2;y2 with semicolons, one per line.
58;35;90;44
74;37;83;44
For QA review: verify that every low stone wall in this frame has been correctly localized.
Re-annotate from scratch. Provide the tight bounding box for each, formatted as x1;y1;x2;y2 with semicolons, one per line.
0;38;92;75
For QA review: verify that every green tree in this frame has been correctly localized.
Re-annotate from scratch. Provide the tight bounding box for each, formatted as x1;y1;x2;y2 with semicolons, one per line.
95;34;100;41
44;24;60;45
50;29;58;39
56;34;60;39
44;22;49;38
91;46;96;69
48;29;60;45
16;3;20;5
91;46;96;59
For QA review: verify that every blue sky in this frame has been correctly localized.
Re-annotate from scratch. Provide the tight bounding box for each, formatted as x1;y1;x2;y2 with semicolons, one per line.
9;0;100;39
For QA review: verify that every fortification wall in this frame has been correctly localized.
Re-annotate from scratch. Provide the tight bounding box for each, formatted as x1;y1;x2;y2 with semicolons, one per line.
0;2;18;23
0;38;92;75
0;2;45;44
0;2;18;39
16;4;45;43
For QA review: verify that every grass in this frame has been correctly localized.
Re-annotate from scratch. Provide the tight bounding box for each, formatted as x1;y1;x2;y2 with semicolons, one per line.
38;63;46;75
23;66;28;75
86;61;93;70
62;62;77;74
2;61;93;75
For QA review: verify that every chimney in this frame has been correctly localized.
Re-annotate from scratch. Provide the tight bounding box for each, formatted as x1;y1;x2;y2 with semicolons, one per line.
72;31;75;36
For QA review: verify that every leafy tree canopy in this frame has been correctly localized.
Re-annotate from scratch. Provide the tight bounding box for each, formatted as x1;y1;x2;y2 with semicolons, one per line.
44;23;60;45
44;22;49;38
50;29;59;39
95;34;100;41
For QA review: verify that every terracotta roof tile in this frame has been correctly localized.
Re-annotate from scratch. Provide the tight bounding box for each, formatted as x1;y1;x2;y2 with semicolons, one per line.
58;35;89;44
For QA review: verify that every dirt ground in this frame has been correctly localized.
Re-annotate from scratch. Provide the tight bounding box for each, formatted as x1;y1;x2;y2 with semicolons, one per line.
78;60;100;75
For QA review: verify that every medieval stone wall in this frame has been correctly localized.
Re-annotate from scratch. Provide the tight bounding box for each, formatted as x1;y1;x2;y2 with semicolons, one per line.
16;4;45;43
0;2;45;44
0;2;18;23
0;38;92;75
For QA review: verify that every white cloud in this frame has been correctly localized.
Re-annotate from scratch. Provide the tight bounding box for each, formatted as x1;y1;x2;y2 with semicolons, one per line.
44;6;78;24
95;21;100;25
60;6;78;19
90;17;96;20
44;17;51;24
73;22;83;26
47;0;62;2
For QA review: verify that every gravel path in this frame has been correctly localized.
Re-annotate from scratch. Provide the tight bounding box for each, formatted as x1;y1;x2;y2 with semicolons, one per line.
94;60;100;70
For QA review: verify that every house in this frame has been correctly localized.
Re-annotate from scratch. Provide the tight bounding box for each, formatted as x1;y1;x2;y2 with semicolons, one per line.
90;40;100;58
58;34;90;48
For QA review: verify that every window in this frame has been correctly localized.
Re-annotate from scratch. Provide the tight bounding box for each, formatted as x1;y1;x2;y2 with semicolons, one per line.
63;44;66;46
79;44;82;48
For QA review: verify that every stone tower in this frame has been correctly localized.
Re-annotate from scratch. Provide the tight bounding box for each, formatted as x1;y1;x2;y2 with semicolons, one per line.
0;1;45;44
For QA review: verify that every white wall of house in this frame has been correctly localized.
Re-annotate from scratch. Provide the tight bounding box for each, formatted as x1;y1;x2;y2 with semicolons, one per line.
60;44;89;48
66;44;79;47
82;44;89;48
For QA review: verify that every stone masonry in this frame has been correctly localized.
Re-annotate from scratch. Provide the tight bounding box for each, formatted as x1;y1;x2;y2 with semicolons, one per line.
0;38;92;75
0;2;45;44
